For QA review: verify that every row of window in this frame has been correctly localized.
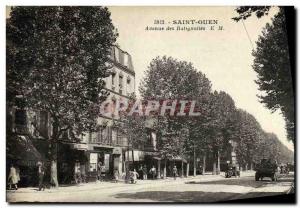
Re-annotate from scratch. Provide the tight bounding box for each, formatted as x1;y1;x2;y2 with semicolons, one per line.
90;126;127;146
10;109;158;151
111;72;132;95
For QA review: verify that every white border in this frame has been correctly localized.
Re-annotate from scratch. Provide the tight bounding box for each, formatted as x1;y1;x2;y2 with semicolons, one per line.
1;1;299;208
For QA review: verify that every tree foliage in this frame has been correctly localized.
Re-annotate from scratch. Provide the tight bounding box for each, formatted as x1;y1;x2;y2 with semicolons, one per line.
232;6;271;22
139;56;212;161
7;6;118;186
139;55;294;172
233;7;294;143
252;9;294;142
234;109;262;166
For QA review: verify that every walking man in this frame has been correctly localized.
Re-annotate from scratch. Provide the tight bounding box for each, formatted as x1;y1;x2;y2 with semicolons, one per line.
173;165;178;180
142;165;148;180
38;161;45;191
138;165;143;179
150;166;156;180
97;162;102;181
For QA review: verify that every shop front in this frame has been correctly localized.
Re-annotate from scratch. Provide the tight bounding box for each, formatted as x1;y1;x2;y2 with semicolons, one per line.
83;144;124;181
60;143;88;184
144;152;188;178
124;150;145;170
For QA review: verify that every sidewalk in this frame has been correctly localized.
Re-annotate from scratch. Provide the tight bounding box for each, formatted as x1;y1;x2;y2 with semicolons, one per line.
7;171;255;194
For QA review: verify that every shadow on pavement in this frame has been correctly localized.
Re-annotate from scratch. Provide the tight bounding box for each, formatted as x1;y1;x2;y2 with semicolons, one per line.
185;178;262;188
113;191;283;202
185;175;294;188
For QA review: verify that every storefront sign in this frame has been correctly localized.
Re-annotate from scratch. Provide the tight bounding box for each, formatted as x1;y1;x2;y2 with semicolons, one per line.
90;153;98;164
91;145;113;154
72;143;88;150
112;147;122;155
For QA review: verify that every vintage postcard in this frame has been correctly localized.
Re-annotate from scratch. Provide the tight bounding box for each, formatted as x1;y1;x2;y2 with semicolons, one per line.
6;6;295;203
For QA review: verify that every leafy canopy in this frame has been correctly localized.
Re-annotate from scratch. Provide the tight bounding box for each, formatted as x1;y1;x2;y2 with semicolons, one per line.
7;6;118;140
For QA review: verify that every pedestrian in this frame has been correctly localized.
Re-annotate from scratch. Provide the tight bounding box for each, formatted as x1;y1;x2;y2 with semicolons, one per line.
150;166;156;180
113;169;119;183
280;164;284;174
142;165;148;180
138;165;143;179
199;165;203;175
97;162;102;181
8;164;18;190
173;165;178;180
130;169;139;184
38;162;45;191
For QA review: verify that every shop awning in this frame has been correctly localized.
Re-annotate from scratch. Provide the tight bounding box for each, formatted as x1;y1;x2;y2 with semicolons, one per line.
144;151;159;156
171;156;187;163
7;134;42;164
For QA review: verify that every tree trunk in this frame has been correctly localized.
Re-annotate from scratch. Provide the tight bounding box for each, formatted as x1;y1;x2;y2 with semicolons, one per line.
217;150;220;175
125;149;130;181
193;146;196;177
202;155;206;175
131;148;134;169
212;159;217;175
186;163;189;177
157;160;161;179
163;159;167;179
50;159;58;188
181;160;184;178
212;153;217;175
50;121;59;188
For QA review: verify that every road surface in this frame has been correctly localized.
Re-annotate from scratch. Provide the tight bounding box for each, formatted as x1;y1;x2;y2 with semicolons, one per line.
7;171;294;203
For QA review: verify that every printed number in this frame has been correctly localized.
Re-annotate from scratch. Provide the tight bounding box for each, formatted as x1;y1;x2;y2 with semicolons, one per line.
154;20;164;24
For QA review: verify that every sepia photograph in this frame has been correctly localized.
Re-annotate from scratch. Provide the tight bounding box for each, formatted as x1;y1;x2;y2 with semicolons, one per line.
5;5;295;203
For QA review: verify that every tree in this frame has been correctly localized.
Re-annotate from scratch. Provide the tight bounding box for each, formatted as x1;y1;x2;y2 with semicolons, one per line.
233;7;294;143
257;132;294;164
7;6;118;187
139;56;212;177
253;9;294;143
234;109;263;169
115;94;148;178
204;91;237;174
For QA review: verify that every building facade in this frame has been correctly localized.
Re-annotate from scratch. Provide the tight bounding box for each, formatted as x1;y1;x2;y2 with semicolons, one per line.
7;45;138;185
72;45;137;181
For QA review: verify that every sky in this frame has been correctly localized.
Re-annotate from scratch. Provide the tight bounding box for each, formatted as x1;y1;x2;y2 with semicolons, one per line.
108;6;294;151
